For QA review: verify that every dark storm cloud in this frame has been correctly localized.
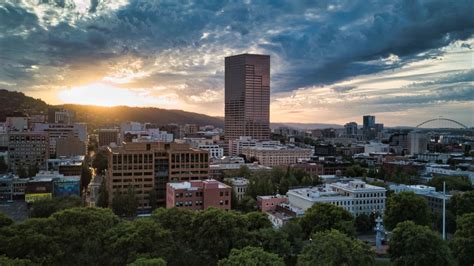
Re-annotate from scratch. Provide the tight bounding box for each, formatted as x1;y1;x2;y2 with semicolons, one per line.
0;0;473;95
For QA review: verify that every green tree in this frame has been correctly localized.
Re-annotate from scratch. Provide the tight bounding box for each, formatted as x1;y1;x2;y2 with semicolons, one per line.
345;165;366;177
280;220;305;265
245;212;272;231
51;207;120;265
451;213;474;266
0;218;63;265
152;208;195;241
97;178;109;208
255;228;292;263
278;177;290;194
270;166;286;185
355;213;374;233
29;196;82;218
428;176;472;192
128;257;167;266
237;165;252;179
384;191;430;230
0;212;13;227
300;175;313;186
299;203;355;238
449;191;474;217
151;208;199;265
218;246;284;266
389;221;453;266
0;256;33;266
80;164;92;192
239;196;257;212
112;187;138;217
297;229;375;266
192;208;251;264
103;219;173;265
92;150;108;174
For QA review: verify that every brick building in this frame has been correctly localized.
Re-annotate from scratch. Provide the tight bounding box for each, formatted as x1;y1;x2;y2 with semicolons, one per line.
106;142;209;210
166;179;231;210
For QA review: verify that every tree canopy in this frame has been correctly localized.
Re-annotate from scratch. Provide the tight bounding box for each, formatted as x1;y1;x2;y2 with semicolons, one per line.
297;229;375;266
29;196;82;218
384;191;431;230
389;221;453;266
217;246;284;266
428;176;472;192
451;213;474;266
0;212;13;228
299;203;355;238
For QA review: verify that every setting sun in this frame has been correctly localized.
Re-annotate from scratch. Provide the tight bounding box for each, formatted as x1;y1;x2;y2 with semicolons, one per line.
58;83;179;108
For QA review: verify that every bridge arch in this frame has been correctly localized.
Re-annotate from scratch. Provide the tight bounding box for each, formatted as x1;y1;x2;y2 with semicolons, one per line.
416;118;468;129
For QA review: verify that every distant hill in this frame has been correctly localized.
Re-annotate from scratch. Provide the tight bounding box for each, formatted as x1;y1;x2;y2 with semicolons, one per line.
0;89;49;121
0;89;223;128
63;104;224;129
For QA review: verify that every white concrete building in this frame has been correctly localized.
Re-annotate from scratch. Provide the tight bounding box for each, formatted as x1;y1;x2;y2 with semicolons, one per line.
287;180;386;216
241;145;313;167
364;142;389;154
224;177;249;201
197;144;224;159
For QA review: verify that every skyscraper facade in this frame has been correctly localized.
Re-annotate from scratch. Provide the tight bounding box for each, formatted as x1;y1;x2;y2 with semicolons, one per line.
225;54;270;141
363;115;376;139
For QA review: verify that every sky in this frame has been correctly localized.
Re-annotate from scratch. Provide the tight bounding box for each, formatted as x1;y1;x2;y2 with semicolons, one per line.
0;0;473;127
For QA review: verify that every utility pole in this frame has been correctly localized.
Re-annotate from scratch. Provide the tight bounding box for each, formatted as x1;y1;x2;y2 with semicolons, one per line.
442;181;446;240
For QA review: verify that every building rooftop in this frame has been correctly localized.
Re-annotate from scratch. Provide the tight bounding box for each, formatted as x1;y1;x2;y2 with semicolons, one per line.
168;179;230;190
257;194;287;200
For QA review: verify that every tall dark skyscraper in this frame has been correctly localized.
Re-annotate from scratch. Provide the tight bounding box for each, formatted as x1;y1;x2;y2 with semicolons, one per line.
225;54;270;141
363;115;376;139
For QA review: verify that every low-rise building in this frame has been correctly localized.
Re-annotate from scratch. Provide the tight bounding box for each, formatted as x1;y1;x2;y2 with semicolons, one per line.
224;177;249;201
257;194;288;212
287;180;386;216
47;156;84;176
241;146;313;167
0;174;28;201
166;179;231;211
197;144;224;159
209;157;271;180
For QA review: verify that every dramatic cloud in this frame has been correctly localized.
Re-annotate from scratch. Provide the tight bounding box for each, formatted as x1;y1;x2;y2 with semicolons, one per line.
0;0;473;126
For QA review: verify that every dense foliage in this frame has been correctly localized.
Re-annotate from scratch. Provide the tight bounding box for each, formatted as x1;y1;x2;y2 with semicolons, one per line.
29;196;82;218
389;221;454;266
428;175;472;192
299;203;355;238
297;229;375;266
384;191;431;230
226;165;321;212
217;247;284;266
451;213;474;266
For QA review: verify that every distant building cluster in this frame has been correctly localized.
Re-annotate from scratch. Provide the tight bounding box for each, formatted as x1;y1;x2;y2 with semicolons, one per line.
0;52;472;222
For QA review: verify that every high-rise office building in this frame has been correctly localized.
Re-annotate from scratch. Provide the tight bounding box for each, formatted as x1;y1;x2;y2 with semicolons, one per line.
363;115;376;139
344;122;358;136
363;115;375;132
225;54;270;141
106;142;209;210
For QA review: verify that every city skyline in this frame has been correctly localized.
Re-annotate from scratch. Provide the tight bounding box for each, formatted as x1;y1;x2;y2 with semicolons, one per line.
0;1;473;127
